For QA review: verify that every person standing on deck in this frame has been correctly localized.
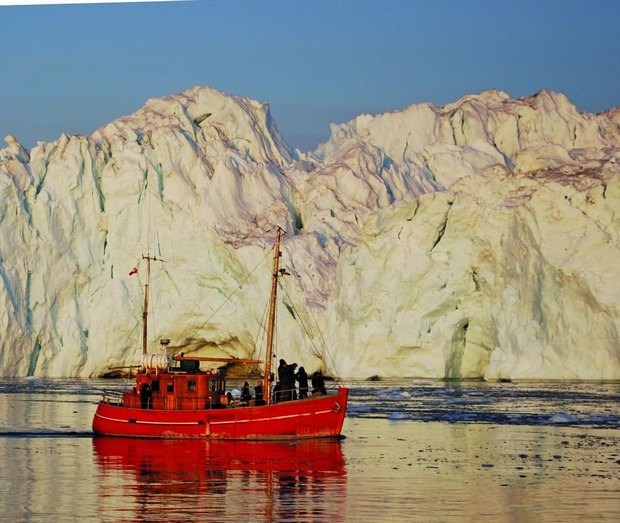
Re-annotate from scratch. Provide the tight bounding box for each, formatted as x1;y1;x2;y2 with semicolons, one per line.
278;359;294;401
296;366;309;399
273;382;282;403
254;381;264;405
278;359;287;385
240;382;251;404
140;382;152;409
285;363;298;400
312;371;327;395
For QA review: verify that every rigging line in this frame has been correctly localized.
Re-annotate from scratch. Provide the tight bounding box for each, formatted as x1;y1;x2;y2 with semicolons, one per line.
281;243;342;381
148;168;153;249
249;296;270;370
280;284;342;383
321;343;342;384
280;242;325;347
201;247;273;328
280;285;322;358
125;319;142;366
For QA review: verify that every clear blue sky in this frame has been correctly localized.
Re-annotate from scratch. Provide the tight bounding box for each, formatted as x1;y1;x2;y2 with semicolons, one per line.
1;0;619;152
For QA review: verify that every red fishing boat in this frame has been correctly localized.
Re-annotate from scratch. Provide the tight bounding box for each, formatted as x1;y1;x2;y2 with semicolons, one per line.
92;228;348;439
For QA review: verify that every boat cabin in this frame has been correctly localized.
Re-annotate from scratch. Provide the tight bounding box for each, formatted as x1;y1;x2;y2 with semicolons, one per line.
123;362;227;411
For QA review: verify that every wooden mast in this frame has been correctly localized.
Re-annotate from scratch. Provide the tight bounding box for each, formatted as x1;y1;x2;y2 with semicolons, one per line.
263;227;283;405
142;254;151;355
141;254;164;355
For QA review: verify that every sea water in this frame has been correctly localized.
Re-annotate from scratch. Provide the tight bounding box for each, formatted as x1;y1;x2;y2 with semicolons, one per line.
0;379;618;522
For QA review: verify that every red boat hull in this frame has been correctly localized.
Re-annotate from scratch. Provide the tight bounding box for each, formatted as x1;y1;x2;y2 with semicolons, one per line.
93;387;348;439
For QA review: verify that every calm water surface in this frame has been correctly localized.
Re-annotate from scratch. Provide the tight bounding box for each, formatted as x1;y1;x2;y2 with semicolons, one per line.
0;379;618;522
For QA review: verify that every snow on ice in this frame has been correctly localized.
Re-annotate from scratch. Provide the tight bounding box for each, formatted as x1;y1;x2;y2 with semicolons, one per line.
0;86;619;379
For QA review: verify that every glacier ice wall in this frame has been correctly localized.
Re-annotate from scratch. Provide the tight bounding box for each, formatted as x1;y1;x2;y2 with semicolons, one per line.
0;86;619;379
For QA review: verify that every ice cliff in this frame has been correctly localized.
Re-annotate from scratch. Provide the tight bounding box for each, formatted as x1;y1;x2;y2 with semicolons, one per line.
1;86;619;379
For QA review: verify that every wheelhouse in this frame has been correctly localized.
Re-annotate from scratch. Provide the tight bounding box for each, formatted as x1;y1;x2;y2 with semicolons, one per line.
124;365;228;410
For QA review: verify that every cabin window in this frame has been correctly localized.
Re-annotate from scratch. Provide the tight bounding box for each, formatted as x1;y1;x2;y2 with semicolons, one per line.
187;380;196;392
151;380;160;392
167;381;174;393
209;380;215;392
218;379;226;392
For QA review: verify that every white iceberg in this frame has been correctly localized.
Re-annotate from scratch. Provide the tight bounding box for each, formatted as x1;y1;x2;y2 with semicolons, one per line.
0;86;618;379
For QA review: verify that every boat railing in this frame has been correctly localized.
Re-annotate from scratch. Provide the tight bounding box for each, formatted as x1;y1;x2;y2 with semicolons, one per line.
122;393;225;411
100;391;124;406
102;389;335;410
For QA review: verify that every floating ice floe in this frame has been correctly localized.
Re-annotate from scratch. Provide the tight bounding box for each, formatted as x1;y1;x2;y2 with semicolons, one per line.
548;413;580;424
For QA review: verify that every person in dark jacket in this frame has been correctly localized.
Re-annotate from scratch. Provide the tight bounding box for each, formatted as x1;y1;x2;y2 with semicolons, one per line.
240;381;251;404
277;359;287;384
296;366;309;399
273;381;282;403
284;363;297;400
278;359;298;401
140;382;152;409
311;371;327;395
254;380;264;406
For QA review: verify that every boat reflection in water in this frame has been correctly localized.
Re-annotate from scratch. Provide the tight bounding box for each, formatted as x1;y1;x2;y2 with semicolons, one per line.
92;437;347;522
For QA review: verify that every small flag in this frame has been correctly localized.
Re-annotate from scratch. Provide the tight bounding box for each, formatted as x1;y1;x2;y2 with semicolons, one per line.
129;267;138;276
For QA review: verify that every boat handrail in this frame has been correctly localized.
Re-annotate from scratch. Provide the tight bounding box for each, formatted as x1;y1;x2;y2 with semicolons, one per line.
100;392;124;405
